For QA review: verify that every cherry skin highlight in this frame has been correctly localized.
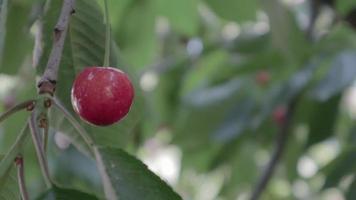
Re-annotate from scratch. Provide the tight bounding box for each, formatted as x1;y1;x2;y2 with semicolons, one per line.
71;67;134;126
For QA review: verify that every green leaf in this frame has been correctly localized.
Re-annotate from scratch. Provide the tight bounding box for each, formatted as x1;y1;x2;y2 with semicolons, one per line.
322;147;356;189
218;142;258;199
204;0;259;23
336;0;356;15
261;0;309;64
312;50;356;101
153;0;198;35
180;50;230;96
94;147;182;200
316;24;356;54
346;178;356;200
40;0;142;149
36;186;98;200
48;137;103;196
0;0;33;74
305;95;341;147
115;0;157;68
0;155;19;200
212;97;255;142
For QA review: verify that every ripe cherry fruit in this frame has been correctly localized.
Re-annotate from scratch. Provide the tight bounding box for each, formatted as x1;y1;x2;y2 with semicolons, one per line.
71;67;134;126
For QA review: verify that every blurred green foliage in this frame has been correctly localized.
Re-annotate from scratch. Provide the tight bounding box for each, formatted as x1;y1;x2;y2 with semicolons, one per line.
0;0;356;199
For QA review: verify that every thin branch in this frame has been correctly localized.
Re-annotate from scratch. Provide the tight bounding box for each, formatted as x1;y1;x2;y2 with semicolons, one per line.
0;100;36;124
38;0;75;95
28;112;52;188
249;98;299;200
15;156;29;200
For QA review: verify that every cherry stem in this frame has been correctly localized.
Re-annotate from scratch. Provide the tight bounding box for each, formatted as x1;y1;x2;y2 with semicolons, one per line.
38;0;75;95
28;112;52;188
103;0;111;67
51;97;95;152
0;100;36;124
15;156;29;200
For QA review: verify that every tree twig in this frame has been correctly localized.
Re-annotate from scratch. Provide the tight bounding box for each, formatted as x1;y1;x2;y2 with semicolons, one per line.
28;112;52;188
15;156;29;200
249;98;299;200
38;0;75;95
0;100;36;124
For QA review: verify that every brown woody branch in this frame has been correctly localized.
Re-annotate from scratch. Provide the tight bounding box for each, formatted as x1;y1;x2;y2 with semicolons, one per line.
38;0;75;96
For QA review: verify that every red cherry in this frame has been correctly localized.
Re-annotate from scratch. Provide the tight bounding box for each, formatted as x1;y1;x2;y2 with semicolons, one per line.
71;67;134;126
272;106;287;126
255;70;270;86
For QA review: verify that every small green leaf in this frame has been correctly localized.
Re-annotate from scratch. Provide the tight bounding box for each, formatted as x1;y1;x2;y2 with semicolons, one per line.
94;147;182;200
36;186;98;200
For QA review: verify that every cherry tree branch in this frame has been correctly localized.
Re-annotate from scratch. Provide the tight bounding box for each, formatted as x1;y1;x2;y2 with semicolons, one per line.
38;0;75;95
249;98;299;200
28;112;52;188
15;156;29;200
0;100;36;124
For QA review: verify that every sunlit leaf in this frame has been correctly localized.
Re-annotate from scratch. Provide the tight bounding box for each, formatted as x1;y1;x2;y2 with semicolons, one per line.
94;147;182;200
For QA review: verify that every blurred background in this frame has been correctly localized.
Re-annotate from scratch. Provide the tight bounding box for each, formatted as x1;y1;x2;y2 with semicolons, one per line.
0;0;356;199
